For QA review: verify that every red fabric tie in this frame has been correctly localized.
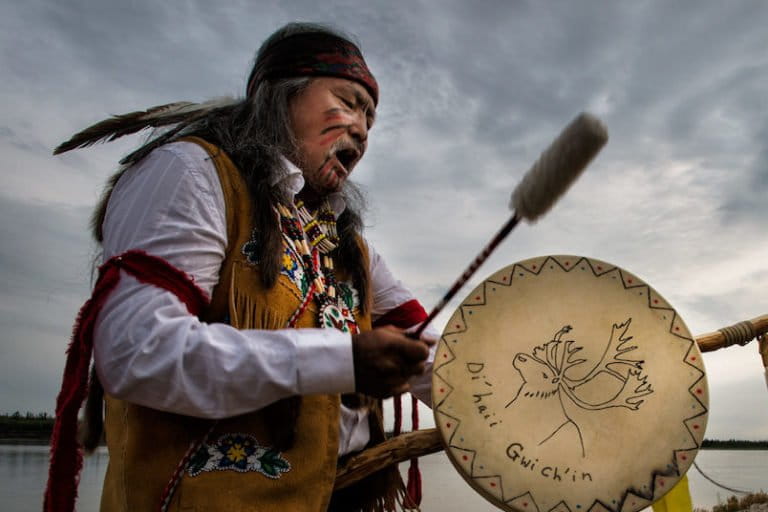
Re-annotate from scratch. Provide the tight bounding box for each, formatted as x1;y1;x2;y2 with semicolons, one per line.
379;299;428;509
372;299;427;329
403;394;422;508
43;250;209;512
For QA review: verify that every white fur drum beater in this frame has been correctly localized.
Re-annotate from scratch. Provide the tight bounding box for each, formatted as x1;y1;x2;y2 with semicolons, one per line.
412;112;608;339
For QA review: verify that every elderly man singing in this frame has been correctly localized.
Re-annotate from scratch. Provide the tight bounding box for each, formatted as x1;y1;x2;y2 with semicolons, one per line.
46;22;436;512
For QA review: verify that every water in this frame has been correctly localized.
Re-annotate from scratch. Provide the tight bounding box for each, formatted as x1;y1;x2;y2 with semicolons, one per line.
1;443;107;511
415;450;768;511
1;445;765;511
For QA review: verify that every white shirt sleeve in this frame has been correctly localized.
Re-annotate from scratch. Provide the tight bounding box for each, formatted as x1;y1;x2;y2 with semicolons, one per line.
93;142;355;419
368;243;437;407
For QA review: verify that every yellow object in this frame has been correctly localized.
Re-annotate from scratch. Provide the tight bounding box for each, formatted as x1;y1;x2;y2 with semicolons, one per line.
652;474;693;512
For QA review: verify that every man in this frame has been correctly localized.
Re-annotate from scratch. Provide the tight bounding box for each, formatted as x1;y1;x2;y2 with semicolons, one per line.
46;22;436;512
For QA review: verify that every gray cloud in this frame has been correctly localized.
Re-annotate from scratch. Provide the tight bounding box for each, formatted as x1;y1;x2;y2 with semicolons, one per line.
0;0;766;443
0;193;93;413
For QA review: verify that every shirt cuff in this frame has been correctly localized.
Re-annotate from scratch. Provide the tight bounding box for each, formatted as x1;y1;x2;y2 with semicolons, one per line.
295;328;356;395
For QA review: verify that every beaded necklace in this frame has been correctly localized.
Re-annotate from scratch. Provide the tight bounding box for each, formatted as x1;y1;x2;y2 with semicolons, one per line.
278;199;359;333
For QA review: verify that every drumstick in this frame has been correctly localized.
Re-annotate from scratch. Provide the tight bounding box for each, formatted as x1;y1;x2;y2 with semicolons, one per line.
411;113;608;339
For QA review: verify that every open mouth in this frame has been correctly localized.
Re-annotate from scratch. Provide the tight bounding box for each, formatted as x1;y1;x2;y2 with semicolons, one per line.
334;147;360;172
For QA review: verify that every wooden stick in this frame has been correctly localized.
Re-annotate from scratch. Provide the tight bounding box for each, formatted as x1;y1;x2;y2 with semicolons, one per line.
335;313;768;489
695;314;768;352
334;428;443;490
759;335;768;393
412;215;519;339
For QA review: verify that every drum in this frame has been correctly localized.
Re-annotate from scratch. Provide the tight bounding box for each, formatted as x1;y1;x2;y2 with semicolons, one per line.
432;255;708;512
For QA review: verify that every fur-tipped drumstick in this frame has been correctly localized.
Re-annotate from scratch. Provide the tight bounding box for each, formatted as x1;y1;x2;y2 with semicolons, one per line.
412;113;608;339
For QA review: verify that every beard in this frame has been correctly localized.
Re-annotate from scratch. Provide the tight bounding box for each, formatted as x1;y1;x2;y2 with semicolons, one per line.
313;155;348;192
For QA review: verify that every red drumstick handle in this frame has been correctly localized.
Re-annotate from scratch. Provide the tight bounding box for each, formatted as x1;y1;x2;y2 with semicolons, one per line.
411;214;520;339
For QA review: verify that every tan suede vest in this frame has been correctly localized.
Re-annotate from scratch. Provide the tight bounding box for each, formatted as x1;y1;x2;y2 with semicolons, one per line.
100;137;371;511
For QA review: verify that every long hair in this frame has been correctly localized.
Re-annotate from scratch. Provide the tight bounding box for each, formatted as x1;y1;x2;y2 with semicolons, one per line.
90;22;370;310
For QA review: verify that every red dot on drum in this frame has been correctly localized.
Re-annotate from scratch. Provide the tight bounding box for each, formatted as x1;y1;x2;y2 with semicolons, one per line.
446;423;451;428
653;299;659;304
490;482;496;487
691;356;697;361
462;455;468;461
659;480;665;487
455;324;460;328
443;354;448;358
597;266;603;271
475;296;480;300
440;388;445;393
628;278;633;283
696;388;703;394
502;276;507;281
565;261;570;266
681;455;687;460
675;326;680;331
523;502;528;507
532;265;537;270
693;424;699;430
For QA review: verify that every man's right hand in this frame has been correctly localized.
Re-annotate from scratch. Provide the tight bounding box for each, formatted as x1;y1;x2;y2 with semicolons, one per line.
352;326;434;398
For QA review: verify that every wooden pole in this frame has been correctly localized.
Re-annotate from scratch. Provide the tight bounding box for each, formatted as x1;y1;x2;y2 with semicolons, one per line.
695;314;768;352
334;428;443;490
334;313;768;490
758;334;768;392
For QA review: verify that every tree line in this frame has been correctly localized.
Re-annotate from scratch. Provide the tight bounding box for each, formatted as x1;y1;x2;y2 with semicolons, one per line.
0;411;55;439
2;413;768;447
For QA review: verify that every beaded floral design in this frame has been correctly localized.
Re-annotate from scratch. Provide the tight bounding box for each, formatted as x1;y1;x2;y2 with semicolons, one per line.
242;229;313;298
187;433;291;479
241;229;261;265
337;282;359;311
280;246;310;296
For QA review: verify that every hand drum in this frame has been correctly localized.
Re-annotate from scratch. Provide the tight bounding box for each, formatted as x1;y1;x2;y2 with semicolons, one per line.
432;255;708;512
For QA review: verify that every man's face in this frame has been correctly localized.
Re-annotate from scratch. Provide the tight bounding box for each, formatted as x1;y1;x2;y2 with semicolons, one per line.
289;77;376;195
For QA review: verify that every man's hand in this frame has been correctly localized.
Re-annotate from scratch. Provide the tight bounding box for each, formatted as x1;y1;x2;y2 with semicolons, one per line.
352;326;436;398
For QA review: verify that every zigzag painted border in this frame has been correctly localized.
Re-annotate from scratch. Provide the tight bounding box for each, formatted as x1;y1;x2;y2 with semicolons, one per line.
433;255;708;512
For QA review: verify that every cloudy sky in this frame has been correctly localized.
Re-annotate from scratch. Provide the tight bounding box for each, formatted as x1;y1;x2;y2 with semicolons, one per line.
1;0;766;446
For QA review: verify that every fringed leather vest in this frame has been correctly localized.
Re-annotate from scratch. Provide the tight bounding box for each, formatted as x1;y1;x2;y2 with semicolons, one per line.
100;137;377;511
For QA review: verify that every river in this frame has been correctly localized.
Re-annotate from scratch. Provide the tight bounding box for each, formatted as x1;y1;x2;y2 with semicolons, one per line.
1;444;765;511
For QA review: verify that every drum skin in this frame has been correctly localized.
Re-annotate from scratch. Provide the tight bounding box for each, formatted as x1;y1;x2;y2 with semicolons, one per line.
432;255;708;512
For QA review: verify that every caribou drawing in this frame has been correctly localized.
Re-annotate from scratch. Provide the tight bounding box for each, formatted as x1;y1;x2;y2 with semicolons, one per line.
505;319;653;457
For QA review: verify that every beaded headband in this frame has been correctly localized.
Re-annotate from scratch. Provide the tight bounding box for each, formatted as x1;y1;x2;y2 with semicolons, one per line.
246;32;378;105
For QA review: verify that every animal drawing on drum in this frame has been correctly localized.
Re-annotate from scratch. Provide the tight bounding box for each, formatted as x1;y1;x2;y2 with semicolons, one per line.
505;318;653;457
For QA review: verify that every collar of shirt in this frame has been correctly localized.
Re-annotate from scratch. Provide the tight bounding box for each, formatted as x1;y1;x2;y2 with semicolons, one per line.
274;156;347;219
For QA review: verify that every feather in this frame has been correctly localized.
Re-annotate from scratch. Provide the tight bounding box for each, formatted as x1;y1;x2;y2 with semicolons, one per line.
53;97;237;155
118;118;200;166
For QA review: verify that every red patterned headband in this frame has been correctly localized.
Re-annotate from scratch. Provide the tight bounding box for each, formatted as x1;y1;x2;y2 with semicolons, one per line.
246;32;378;105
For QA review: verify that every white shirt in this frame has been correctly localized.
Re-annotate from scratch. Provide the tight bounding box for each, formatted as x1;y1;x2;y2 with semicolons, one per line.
93;141;435;455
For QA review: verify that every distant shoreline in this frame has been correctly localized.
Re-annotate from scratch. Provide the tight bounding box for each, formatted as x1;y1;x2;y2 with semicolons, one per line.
2;414;767;448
